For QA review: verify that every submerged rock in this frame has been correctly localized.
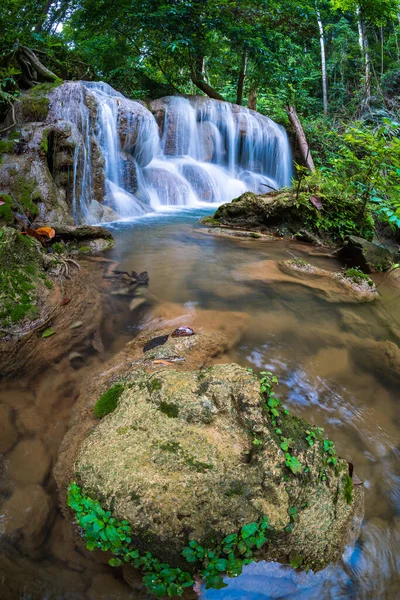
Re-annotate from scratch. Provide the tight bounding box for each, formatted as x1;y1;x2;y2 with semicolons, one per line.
234;259;379;303
55;331;363;586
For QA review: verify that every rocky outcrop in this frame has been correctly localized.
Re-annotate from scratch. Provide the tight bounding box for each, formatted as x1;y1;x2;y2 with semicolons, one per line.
234;259;379;303
340;235;399;272
0;225;113;379
211;191;314;236
55;327;363;594
0;81;156;226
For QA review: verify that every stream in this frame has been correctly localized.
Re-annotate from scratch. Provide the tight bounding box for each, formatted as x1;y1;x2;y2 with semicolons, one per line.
0;208;399;599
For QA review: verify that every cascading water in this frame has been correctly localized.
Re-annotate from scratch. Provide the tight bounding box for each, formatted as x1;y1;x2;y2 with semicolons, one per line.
50;81;292;222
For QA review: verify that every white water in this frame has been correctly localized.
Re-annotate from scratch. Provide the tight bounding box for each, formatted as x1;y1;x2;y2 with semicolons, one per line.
51;82;292;222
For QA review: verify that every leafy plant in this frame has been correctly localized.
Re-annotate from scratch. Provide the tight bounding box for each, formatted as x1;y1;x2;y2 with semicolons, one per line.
285;453;304;474
182;516;271;590
323;439;338;467
344;267;373;287
67;482;194;597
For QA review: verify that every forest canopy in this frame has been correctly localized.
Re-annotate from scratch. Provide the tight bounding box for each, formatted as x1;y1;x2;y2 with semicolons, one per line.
1;1;400;234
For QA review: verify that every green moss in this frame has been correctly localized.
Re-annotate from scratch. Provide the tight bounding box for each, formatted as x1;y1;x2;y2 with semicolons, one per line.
342;474;353;505
52;242;68;254
147;377;162;393
344;267;373;287
44;278;53;289
19;82;61;123
186;457;213;473
200;216;221;227
0;228;43;328
76;245;91;253
117;427;129;435
250;232;261;238
158;401;179;418
160;441;181;453
0;194;14;223
0;140;14;154
225;481;245;497
40;131;48;154
94;383;125;418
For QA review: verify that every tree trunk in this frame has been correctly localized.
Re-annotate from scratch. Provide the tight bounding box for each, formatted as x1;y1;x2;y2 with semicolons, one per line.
35;0;54;33
20;47;58;82
190;54;225;101
316;4;328;115
236;49;247;105
356;6;371;98
285;105;316;172
190;73;225;100
247;84;257;110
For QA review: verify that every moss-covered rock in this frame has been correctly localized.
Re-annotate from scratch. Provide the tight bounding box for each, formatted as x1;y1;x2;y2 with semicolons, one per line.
212;190;373;244
17;82;61;123
0;226;44;328
65;358;363;574
340;235;398;272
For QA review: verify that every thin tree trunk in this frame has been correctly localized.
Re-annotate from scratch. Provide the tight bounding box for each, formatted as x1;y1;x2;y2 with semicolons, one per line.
247;84;257;110
356;6;371;98
285;105;316;172
236;49;247;105
316;4;328;115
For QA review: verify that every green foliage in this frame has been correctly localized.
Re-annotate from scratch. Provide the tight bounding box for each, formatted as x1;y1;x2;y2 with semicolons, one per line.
344;267;374;287
182;516;271;590
159;401;179;418
93;383;125;418
67;482;194;597
323;439;338;467
302;121;400;237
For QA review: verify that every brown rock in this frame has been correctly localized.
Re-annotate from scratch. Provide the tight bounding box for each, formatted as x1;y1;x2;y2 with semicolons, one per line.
7;439;51;485
0;404;18;453
87;574;137;600
0;484;54;554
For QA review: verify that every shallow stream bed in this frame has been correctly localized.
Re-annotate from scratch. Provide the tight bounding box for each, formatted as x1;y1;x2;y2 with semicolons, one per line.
1;208;399;599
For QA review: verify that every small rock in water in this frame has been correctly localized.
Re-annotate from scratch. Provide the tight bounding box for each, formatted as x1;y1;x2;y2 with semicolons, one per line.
171;326;195;338
69;351;84;368
129;297;146;312
143;335;169;353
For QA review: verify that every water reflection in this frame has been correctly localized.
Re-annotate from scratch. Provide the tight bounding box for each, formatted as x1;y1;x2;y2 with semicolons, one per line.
0;210;399;599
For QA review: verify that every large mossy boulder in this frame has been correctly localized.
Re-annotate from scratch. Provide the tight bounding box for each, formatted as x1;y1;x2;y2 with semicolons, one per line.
210;190;373;244
57;333;363;588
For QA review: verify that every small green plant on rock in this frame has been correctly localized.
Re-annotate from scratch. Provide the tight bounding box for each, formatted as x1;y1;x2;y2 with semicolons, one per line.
67;482;194;597
93;383;124;418
344;267;373;287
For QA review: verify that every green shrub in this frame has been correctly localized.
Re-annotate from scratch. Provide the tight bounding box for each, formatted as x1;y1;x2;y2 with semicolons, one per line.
94;383;124;418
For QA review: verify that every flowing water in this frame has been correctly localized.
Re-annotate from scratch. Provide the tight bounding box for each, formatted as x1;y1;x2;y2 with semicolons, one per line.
1;209;399;599
49;82;292;222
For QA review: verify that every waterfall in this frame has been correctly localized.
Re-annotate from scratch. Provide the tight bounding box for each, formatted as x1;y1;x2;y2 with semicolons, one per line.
49;82;292;222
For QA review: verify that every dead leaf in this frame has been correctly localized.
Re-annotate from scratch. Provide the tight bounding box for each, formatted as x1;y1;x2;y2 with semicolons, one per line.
310;196;323;210
61;297;71;306
36;226;56;239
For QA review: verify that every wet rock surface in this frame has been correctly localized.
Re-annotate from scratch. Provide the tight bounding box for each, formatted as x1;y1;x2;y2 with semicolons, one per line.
340;235;399;272
55;327;363;577
234;259;379;303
